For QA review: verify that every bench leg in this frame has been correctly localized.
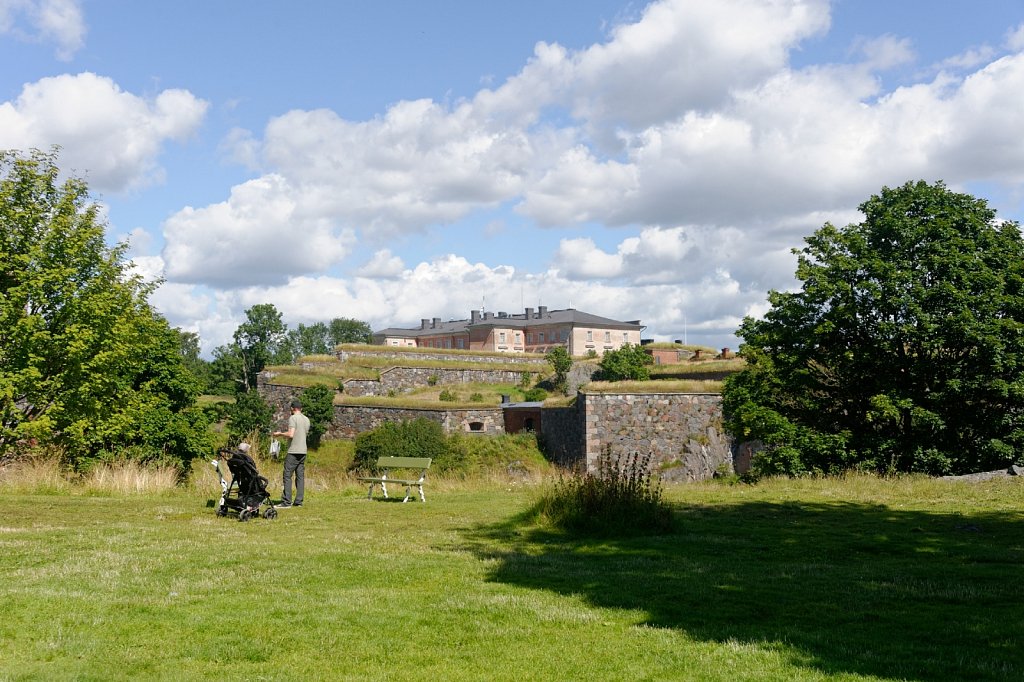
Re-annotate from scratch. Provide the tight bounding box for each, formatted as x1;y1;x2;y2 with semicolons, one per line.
418;484;425;503
402;484;412;503
366;483;374;499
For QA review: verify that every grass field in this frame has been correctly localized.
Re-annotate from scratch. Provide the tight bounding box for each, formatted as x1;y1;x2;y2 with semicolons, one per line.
1;471;1022;681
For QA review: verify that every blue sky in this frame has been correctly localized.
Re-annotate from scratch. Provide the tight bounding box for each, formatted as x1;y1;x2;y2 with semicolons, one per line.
3;0;1024;355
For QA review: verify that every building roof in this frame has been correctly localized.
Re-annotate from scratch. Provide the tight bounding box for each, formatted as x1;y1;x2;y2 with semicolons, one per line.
374;307;643;339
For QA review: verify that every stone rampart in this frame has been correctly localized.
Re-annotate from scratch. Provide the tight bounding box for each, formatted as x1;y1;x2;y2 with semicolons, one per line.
326;405;505;438
580;392;732;481
343;366;536;397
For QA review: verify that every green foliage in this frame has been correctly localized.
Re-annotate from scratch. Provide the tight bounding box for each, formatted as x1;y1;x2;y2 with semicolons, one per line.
537;450;673;536
328;317;372;345
427;373;439;386
233;303;288;391
469;392;484;403
523;387;548;402
226;390;273;442
438;388;458;402
545;345;572;394
353;418;466;473
725;180;1024;476
597;343;653;381
283;322;332;358
0;149;210;468
300;383;336;448
519;371;531;388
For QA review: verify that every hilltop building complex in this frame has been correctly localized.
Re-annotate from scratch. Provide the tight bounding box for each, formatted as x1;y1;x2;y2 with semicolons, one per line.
372;307;644;356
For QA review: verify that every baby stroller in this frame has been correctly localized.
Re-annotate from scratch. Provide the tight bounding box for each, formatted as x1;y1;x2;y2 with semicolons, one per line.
212;445;278;521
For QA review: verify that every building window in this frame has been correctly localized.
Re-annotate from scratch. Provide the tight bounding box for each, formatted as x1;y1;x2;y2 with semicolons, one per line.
623;332;629;343
515;332;521;344
604;331;611;343
561;330;568;342
457;338;464;349
586;330;593;342
468;421;484;432
499;332;506;344
539;332;545;343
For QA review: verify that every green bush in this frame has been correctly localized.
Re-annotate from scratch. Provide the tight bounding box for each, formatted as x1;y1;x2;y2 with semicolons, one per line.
469;392;484;403
523;387;548;402
226;391;273;442
300;383;336;448
439;388;458;402
536;450;673;536
353;418;466;473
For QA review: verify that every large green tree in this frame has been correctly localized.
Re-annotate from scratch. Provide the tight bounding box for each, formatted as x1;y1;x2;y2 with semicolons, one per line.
0;149;209;466
329;317;372;345
724;180;1024;476
234;303;288;391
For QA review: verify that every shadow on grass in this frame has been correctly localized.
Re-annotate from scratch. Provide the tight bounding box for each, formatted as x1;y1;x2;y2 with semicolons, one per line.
464;499;1024;681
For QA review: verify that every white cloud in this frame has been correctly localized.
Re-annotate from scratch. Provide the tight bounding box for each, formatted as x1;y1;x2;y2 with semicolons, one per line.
355;250;405;279
161;173;357;287
0;0;85;60
1006;23;1024;52
0;72;208;192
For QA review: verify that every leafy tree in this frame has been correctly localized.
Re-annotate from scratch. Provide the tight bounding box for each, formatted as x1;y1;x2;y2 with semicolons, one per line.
288;322;333;358
329;317;372;345
175;328;213;391
299;383;336;448
233;303;288;391
724;180;1024;477
598;343;653;381
226;390;273;443
546;345;573;394
207;343;245;395
0;148;209;466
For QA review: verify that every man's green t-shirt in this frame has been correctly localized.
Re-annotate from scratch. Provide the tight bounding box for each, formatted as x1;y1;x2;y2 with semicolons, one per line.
288;412;311;454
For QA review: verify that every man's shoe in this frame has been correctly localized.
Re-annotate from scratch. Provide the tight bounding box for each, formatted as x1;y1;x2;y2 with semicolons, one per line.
275;502;292;508
293;502;303;507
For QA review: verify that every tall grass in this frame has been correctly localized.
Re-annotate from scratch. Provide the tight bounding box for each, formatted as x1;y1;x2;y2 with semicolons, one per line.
0;456;178;495
536;450;673;535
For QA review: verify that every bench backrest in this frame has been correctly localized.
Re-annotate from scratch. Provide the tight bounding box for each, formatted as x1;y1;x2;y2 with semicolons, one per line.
377;456;432;470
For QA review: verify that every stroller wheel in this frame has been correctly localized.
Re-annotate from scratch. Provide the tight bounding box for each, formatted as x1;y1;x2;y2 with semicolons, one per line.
264;507;278;520
216;506;227;517
239;509;251;522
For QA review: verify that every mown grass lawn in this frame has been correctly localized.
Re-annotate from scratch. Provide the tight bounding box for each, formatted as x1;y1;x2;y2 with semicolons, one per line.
2;475;1022;681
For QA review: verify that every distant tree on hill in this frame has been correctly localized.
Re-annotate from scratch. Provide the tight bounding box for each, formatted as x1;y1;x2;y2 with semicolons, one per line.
329;317;372;345
598;344;653;381
724;180;1024;477
546;346;573;394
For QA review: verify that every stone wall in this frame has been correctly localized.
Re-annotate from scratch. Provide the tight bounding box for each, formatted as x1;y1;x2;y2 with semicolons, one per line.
580;392;732;481
343;366;537;397
537;402;586;468
326;405;505;439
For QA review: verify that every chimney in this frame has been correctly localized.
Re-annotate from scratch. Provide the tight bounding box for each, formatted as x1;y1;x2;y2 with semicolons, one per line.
484;312;492;320
421;319;430;330
537;305;547;317
525;307;534;320
432;317;441;329
471;309;480;323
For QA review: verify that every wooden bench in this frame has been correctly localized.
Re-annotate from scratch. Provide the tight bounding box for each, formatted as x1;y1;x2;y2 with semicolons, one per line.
357;456;432;502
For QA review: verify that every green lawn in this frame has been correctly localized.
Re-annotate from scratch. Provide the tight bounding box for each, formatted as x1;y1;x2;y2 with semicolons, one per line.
1;475;1022;681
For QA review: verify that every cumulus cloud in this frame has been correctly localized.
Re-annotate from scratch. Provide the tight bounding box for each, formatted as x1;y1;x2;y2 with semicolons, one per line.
161;173;357;287
0;72;208;192
355;250;406;279
0;0;85;60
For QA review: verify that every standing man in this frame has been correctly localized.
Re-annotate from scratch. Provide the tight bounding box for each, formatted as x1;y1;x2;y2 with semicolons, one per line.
273;399;310;508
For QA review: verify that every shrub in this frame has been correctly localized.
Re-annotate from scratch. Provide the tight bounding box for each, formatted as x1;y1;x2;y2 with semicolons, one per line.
523;387;548;402
439;388;458;402
536;450;673;536
469;392;484;403
353;418;466;473
300;383;336;448
226;390;273;442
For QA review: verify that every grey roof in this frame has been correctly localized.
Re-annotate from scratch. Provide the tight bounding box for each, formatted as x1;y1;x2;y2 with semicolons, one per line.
373;308;643;338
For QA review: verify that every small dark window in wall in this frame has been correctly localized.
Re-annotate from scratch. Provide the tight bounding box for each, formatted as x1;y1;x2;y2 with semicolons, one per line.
469;422;484;432
524;417;535;432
